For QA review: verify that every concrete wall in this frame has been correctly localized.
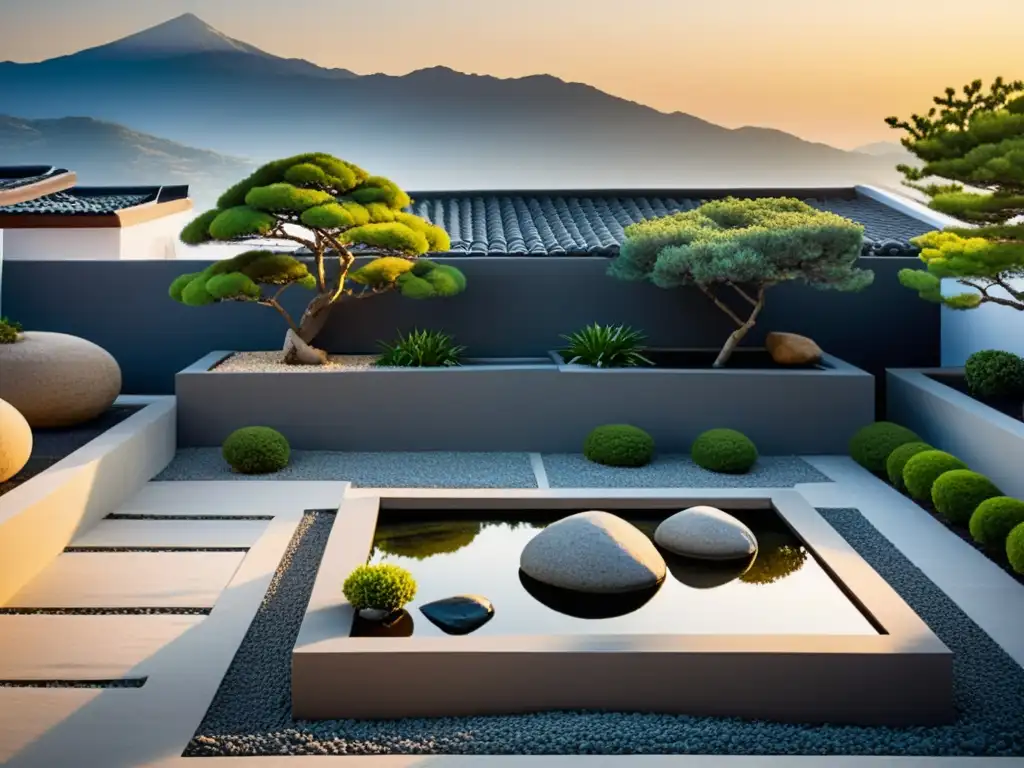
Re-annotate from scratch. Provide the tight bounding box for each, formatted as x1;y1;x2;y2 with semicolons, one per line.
941;278;1024;365
886;369;1024;498
0;256;939;397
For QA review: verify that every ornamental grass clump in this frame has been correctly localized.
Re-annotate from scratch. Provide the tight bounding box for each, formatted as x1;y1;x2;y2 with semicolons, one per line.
168;154;467;365
848;422;922;474
342;564;417;613
930;469;1002;525
609;197;872;367
375;328;465;367
560;324;653;368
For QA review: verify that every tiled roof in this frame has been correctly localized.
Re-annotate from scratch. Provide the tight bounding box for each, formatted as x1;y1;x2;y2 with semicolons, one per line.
0;185;189;215
406;190;935;257
0;165;70;192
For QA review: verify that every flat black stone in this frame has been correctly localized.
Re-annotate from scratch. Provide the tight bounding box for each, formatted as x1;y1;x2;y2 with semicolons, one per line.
419;595;494;635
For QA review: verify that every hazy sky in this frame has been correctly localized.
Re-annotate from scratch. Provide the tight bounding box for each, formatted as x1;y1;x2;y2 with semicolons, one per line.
1;0;1021;148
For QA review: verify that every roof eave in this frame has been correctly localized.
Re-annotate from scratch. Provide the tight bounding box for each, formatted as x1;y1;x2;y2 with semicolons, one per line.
0;171;78;207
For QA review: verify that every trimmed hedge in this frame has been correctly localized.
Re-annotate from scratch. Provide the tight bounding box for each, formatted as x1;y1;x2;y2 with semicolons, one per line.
885;441;933;491
583;424;655;467
849;422;921;474
691;429;758;474
931;470;1002;526
1008;523;1024;575
902;450;968;502
970;497;1024;549
964;349;1024;398
222;426;291;474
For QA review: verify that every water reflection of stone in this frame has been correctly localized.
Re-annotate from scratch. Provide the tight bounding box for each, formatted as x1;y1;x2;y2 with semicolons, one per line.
351;609;415;638
519;569;663;619
739;529;808;585
374;521;482;560
663;551;755;589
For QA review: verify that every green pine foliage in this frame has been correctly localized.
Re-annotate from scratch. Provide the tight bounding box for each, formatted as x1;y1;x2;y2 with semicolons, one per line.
169;154;463;363
610;197;871;367
887;78;1024;312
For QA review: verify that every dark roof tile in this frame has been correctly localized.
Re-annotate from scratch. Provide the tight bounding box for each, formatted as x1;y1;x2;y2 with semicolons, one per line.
0;189;156;215
0;165;70;192
407;191;934;257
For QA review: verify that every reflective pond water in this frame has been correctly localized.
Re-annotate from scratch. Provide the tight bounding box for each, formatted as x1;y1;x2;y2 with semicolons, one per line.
355;509;878;638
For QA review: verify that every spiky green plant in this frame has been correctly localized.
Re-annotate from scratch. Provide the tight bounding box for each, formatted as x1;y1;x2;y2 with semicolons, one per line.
168;154;467;364
0;317;23;344
887;77;1024;312
375;329;465;367
561;323;653;368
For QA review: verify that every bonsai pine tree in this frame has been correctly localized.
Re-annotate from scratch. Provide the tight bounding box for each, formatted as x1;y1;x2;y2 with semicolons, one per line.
609;197;872;367
886;77;1024;312
169;153;466;364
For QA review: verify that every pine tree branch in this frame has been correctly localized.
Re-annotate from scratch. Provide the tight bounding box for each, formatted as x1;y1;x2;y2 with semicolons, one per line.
726;281;758;306
698;284;746;328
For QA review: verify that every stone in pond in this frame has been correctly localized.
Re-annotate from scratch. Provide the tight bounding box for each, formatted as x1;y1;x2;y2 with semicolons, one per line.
520;510;666;593
419;595;494;635
655;506;758;561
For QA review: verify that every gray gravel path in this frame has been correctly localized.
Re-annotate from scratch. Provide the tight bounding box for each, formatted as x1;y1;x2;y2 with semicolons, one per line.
184;508;1024;757
156;449;538;488
542;454;830;488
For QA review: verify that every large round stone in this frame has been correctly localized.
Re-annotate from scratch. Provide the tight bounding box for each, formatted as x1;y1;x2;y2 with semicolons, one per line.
655;506;758;561
0;332;121;428
0;397;33;482
520;510;666;594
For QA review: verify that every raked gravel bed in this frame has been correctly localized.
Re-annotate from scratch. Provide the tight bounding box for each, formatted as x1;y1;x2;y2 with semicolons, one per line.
185;508;1024;758
542;454;830;488
156;449;539;488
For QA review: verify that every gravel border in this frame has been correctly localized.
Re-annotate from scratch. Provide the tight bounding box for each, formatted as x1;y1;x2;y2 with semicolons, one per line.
184;508;1024;757
213;352;382;373
0;607;211;616
542;454;831;488
157;450;539;488
106;514;275;521
0;678;147;689
63;547;250;554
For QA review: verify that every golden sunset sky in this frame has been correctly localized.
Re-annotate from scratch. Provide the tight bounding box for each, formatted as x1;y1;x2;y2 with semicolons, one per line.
1;0;1021;148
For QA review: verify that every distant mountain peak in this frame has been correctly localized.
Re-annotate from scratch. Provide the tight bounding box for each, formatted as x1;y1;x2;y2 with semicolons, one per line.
73;13;267;60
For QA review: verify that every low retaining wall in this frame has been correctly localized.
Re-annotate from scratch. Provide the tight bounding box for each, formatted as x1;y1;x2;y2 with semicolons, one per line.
176;351;874;454
887;369;1024;498
0;396;176;604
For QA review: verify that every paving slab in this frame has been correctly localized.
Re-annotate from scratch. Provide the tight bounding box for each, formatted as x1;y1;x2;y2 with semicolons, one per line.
71;518;269;549
115;481;348;517
0;687;105;765
5;552;245;609
0;614;205;680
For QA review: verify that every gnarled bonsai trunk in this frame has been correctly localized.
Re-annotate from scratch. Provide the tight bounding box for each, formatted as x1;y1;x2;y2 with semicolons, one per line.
711;286;767;368
282;294;335;365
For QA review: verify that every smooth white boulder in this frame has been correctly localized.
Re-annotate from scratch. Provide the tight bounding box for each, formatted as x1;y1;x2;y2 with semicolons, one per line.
0;332;121;428
520;510;666;593
0;398;33;482
654;506;758;561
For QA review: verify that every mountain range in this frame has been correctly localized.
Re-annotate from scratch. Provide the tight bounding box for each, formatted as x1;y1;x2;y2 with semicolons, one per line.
0;13;911;199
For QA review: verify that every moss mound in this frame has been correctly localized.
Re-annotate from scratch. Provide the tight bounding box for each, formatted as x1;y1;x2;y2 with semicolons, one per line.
342;564;417;613
902;450;968;502
931;470;1002;525
969;497;1024;548
848;422;921;474
885;441;934;490
583;424;655;467
690;428;758;474
221;426;290;475
1008;523;1024;575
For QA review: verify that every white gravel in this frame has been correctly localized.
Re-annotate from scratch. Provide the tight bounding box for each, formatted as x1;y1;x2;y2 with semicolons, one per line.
156;449;540;488
211;352;381;372
542;454;830;488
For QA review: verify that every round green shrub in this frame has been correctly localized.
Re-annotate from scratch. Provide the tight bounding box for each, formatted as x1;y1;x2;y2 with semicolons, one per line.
885;441;933;490
969;497;1024;548
691;428;758;474
1007;523;1024;575
931;469;1002;525
583;424;655;467
848;422;921;474
964;349;1024;398
342;564;417;612
901;450;968;502
221;426;290;474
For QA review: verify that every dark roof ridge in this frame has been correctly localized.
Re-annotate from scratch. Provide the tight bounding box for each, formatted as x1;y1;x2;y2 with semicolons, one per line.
407;186;861;200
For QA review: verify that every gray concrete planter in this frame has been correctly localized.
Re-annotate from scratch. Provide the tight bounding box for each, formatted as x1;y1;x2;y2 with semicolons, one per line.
887;368;1024;498
176;350;874;454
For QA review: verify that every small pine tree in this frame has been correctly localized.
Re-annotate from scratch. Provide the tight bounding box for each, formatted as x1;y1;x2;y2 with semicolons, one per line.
886;77;1024;312
608;197;872;367
170;153;466;364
